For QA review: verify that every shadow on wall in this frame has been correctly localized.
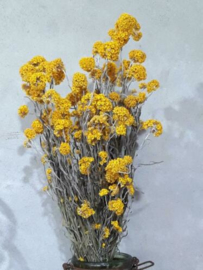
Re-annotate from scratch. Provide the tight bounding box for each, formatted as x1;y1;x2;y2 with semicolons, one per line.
0;198;31;270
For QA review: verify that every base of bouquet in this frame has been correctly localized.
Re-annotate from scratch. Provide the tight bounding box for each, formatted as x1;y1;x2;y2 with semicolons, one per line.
63;253;154;270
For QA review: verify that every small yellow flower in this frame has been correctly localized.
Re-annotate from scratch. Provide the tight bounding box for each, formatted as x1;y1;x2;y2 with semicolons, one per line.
99;189;109;197
18;105;29;118
108;198;124;216
103;227;110;239
42;186;49;192
31;119;44;134
98;151;108;165
78;257;85;262
24;128;36;140
109;184;119;196
41;154;47;164
79;157;94;175
77;201;95;218
111;220;122;232
59;142;71;156
147;80;160;93
79;57;95;72
60;198;64;203
109;92;120;102
46;168;52;180
102;243;106;248
93;223;101;229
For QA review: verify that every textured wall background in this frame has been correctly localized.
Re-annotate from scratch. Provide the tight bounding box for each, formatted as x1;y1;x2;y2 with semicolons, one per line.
1;0;203;269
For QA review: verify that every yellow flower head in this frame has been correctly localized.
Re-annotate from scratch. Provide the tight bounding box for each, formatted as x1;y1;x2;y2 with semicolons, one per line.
99;189;109;197
89;68;102;80
124;95;137;108
79;157;94;175
103;227;110;239
46;168;52;180
95;41;120;61
77;201;95;218
93;223;101;229
72;72;88;89
108;198;124;216
79;57;95;72
42;185;49;192
59;142;71;156
142;119;163;137
98;151;108;165
24;128;36;140
111;220;122;232
129;50;146;63
105;156;132;184
102;242;106;248
129;64;147;81
18;105;29;118
109;92;121;102
74;130;82;141
31;119;44;134
147;80;160;93
115;124;127;136
41;154;47;164
109;184;119;196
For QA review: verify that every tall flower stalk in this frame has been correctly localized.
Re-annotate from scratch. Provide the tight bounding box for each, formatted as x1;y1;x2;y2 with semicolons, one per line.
18;13;162;262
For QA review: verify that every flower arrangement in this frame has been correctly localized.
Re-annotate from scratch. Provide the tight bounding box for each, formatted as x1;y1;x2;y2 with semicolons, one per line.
18;13;162;262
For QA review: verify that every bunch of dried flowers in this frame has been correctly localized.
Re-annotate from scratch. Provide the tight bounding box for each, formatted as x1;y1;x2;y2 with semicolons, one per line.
18;13;162;262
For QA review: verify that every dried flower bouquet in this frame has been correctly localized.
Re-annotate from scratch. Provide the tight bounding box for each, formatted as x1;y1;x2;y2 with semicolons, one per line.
18;13;162;262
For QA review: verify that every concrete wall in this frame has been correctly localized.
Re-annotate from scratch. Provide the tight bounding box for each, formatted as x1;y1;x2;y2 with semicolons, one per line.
1;0;203;269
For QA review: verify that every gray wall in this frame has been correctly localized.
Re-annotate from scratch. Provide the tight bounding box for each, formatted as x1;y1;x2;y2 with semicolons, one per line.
0;0;203;269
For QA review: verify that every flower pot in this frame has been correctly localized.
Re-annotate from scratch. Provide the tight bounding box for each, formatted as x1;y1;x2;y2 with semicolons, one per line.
62;252;154;270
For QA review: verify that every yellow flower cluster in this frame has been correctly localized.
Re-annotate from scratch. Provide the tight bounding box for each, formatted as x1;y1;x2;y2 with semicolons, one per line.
113;106;134;135
118;175;135;195
19;56;65;102
124;92;146;108
147;80;160;93
129;50;146;63
108;198;124;216
59;142;71;156
18;14;162;250
98;151;108;165
105;156;132;184
108;13;142;47
124;95;137;108
46;168;52;181
109;184;119;196
93;41;120;61
128;64;147;81
79;157;94;175
77;201;95;218
111;220;122;232
109;92;120;102
24;128;36;140
142;119;163;137
85;115;110;145
79;57;95;72
99;189;109;197
89;68;102;80
103;227;110;239
18;105;29;118
41;154;47;164
31;119;44;134
93;223;101;229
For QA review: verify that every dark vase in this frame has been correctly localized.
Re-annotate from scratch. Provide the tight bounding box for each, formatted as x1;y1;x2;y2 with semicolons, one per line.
62;252;154;270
